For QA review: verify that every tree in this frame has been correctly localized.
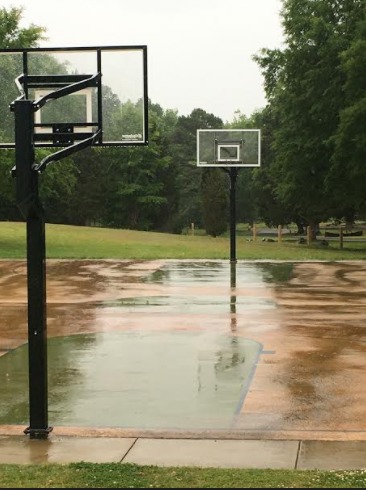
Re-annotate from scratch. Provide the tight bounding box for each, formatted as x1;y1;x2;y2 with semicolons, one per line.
201;168;228;237
0;6;46;221
100;102;176;231
226;111;261;225
147;105;179;232
325;12;366;223
0;6;46;48
59;148;106;226
254;0;364;239
39;155;78;224
171;108;224;233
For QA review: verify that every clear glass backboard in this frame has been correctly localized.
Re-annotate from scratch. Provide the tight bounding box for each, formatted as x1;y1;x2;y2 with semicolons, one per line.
0;45;148;147
197;129;261;167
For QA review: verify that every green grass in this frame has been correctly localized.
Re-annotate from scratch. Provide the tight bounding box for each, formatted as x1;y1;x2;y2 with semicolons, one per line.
1;221;366;260
1;462;366;488
1;221;366;487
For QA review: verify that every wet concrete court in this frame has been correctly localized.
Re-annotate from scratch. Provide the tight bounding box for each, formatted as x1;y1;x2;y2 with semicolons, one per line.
1;259;366;441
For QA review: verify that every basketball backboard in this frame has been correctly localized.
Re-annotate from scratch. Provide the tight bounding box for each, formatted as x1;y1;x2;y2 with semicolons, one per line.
0;45;148;147
197;129;261;167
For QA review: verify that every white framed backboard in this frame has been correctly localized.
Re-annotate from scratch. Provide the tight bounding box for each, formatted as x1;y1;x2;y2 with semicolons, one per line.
197;129;261;167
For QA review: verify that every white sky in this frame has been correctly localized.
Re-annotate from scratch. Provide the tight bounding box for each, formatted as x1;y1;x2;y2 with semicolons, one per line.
3;0;284;123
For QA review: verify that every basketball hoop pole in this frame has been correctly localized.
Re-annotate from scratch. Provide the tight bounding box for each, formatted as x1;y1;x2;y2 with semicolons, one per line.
2;45;148;437
13;99;52;439
229;168;238;263
224;167;239;263
11;75;102;440
198;129;260;288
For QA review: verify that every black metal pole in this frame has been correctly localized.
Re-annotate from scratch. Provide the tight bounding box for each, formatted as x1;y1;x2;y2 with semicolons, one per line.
14;100;52;439
25;210;52;439
229;168;238;263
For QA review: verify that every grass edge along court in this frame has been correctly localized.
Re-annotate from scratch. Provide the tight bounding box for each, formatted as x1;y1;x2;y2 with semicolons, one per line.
1;221;366;260
1;462;366;488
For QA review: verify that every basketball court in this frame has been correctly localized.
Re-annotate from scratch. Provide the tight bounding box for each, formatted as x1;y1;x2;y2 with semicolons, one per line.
1;45;366;444
1;259;366;441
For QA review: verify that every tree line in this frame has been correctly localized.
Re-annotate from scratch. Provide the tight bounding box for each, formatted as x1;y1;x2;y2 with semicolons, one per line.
0;1;365;239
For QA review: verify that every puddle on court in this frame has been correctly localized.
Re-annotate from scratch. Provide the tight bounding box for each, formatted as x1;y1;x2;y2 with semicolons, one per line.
0;260;271;430
0;331;262;429
96;261;281;314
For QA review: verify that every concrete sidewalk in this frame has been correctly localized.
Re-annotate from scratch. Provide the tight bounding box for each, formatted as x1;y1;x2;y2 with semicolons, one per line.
1;434;366;469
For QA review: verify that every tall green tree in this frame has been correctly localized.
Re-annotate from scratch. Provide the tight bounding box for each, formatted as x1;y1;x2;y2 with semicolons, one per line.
226;111;260;226
201;168;228;237
148;105;179;231
326;11;366;224
38;155;78;224
99;102;176;231
0;6;46;221
0;6;46;48
254;0;364;238
171;108;224;233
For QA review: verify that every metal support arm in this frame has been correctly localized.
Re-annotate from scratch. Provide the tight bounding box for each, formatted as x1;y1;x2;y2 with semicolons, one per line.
10;73;100;112
34;129;102;173
33;73;100;110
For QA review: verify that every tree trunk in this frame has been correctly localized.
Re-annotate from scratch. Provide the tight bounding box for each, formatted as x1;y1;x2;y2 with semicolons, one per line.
308;222;319;241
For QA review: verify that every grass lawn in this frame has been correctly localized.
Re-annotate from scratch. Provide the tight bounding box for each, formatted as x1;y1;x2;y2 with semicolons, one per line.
1;462;366;488
1;221;366;260
1;220;366;488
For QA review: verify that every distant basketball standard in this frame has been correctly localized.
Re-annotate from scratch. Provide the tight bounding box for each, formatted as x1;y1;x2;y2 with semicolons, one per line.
196;128;261;263
197;129;261;167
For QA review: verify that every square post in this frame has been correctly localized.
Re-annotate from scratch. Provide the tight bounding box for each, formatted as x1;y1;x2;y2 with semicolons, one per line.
13;99;52;439
229;168;238;263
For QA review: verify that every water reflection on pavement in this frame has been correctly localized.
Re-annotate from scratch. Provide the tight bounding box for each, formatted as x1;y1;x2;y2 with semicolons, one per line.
1;259;366;436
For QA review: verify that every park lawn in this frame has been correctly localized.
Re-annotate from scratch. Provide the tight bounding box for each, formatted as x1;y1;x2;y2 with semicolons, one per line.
1;462;366;488
0;221;366;260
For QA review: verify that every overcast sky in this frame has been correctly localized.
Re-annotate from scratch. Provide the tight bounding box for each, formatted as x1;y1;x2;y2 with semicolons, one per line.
3;0;284;122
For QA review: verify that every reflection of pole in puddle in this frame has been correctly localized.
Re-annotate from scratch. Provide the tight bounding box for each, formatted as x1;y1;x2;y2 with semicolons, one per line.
230;262;237;332
27;438;52;463
230;261;237;289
